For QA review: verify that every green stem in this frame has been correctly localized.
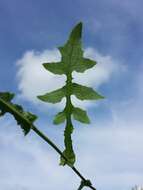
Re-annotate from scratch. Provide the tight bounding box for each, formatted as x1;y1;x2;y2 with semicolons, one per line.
63;72;75;163
78;183;84;190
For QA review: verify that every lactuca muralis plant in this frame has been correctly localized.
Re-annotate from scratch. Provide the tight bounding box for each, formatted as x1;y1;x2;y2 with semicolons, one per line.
38;22;104;166
0;22;104;190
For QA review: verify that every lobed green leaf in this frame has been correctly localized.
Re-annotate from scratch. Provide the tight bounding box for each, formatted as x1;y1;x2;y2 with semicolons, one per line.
53;111;66;125
72;107;90;124
0;92;14;102
58;22;84;73
69;22;82;43
72;58;96;73
43;62;65;75
37;87;66;103
72;83;104;100
0;92;37;135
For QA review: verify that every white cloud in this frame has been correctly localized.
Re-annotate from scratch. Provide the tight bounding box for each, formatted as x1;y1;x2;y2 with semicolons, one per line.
16;49;65;104
16;48;125;109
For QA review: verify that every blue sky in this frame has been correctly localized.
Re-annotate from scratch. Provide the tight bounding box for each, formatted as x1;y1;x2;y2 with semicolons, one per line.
0;1;143;190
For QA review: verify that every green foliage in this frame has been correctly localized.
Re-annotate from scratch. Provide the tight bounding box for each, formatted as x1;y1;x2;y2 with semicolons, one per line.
37;22;104;166
38;87;66;103
53;111;66;125
72;83;104;100
43;62;65;75
72;107;90;124
72;58;97;73
42;23;96;75
0;92;37;135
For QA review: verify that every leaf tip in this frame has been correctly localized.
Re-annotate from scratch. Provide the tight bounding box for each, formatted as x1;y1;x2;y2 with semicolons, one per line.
53;120;60;125
76;21;82;30
70;22;83;41
37;95;41;99
42;63;47;68
99;95;105;99
37;95;46;102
